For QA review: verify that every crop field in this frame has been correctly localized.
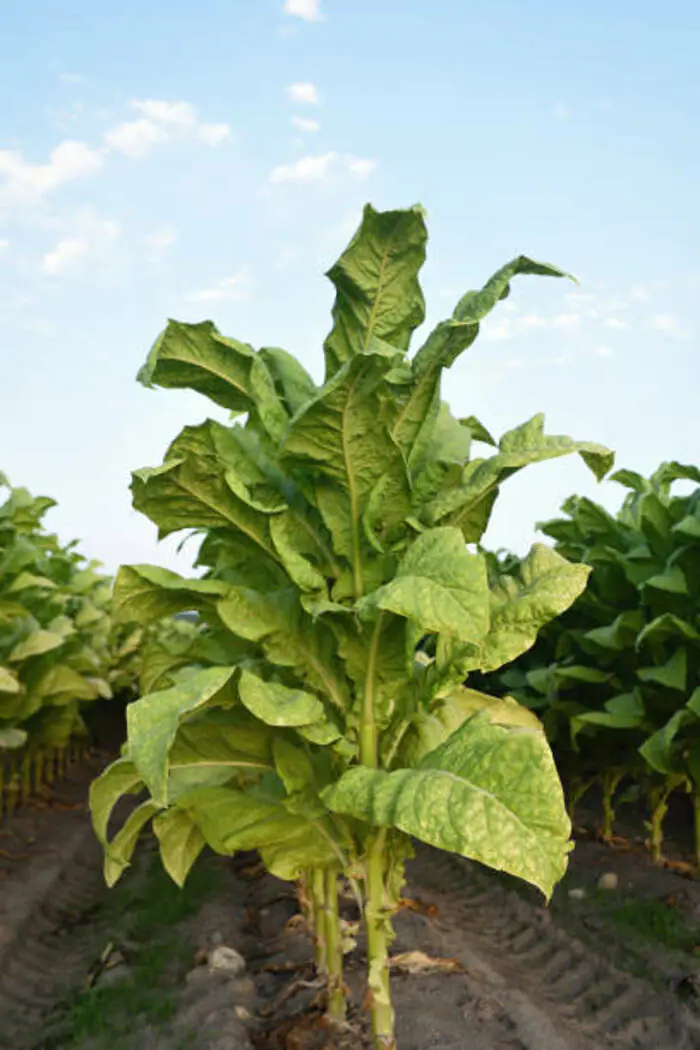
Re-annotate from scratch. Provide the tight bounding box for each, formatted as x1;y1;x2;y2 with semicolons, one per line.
1;207;700;1050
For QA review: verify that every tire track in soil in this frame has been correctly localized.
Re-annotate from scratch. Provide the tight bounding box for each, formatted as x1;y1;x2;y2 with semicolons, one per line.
407;844;700;1050
0;761;114;1050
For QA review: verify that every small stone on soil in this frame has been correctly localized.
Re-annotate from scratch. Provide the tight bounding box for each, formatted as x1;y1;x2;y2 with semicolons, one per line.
208;945;247;975
597;872;619;891
568;887;587;900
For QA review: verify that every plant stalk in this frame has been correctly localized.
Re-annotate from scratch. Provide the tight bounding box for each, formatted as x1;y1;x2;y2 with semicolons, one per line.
324;868;346;1023
365;830;395;1050
600;769;624;841
311;867;327;975
693;788;700;872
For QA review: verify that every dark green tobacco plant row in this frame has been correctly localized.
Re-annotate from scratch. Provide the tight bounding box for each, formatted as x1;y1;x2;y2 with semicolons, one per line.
479;463;700;866
0;474;183;815
90;204;615;1049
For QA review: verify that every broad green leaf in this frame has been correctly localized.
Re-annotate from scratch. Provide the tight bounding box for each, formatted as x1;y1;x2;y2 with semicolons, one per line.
422;415;613;530
643;564;688;595
127;666;238;805
0;666;20;693
554;665;613;685
282;351;408;590
636;613;700;648
273;738;316;795
178;785;339;879
89;757;144;848
639;709;690;775
323;203;428;377
113;564;229;625
400;686;542;766
270;510;329;592
131;422;276;554
584;611;644;652
104;801;161;887
167;713;274;796
637;648;687;691
7;572;57;592
238;669;324;727
8;628;66;662
473;545;590;673
138;320;287;439
673;513;700;540
153;808;206;888
260;346;317;415
359;526;489;642
574;690;645;731
325;712;571;899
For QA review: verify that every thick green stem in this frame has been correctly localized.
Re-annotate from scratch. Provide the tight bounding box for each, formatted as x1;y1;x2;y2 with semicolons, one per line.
360;616;384;769
365;831;395;1050
311;868;327;974
324;869;346;1023
600;769;624;841
359;612;397;1048
647;783;673;863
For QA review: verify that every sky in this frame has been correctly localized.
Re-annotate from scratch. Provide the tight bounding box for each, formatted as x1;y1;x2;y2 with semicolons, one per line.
1;0;698;575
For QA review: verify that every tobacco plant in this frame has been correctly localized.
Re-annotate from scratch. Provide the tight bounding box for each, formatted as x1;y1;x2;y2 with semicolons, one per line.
90;204;613;1048
484;463;700;862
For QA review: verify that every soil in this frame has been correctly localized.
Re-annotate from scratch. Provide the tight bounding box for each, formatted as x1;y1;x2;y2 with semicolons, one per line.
2;761;700;1050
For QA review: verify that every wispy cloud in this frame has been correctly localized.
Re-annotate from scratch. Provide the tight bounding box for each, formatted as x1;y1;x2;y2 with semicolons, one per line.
104;98;231;158
186;270;252;303
0;140;103;209
291;115;321;133
41;212;120;276
283;0;323;21
270;151;337;183
0;239;9;253
269;152;377;184
346;156;377;178
287;82;319;105
650;313;690;338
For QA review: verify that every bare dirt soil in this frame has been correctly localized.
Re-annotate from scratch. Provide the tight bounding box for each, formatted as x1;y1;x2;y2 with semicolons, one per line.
2;763;700;1050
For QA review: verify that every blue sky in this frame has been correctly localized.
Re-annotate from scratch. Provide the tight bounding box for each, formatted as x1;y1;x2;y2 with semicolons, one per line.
1;0;698;574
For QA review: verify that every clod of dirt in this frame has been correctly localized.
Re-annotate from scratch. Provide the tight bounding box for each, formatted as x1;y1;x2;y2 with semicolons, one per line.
598;872;619;891
209;945;247;975
568;888;587;901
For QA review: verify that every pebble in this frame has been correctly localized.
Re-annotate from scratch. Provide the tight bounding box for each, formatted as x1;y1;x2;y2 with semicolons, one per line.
568;888;587;901
597;872;619;891
208;945;246;976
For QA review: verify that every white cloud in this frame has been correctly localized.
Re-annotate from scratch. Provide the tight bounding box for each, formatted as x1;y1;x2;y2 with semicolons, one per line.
554;103;571;120
59;73;85;86
291;115;321;133
269;151;337;183
186;271;252;303
0;239;9;252
104;118;167;158
605;317;628;330
41;212;120;276
284;0;323;20
104;99;231;158
519;314;547;329
41;236;90;274
0;140;103;208
131;99;196;125
287;82;319;105
650;313;690;338
346;157;377;178
198;123;231;146
592;345;614;357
